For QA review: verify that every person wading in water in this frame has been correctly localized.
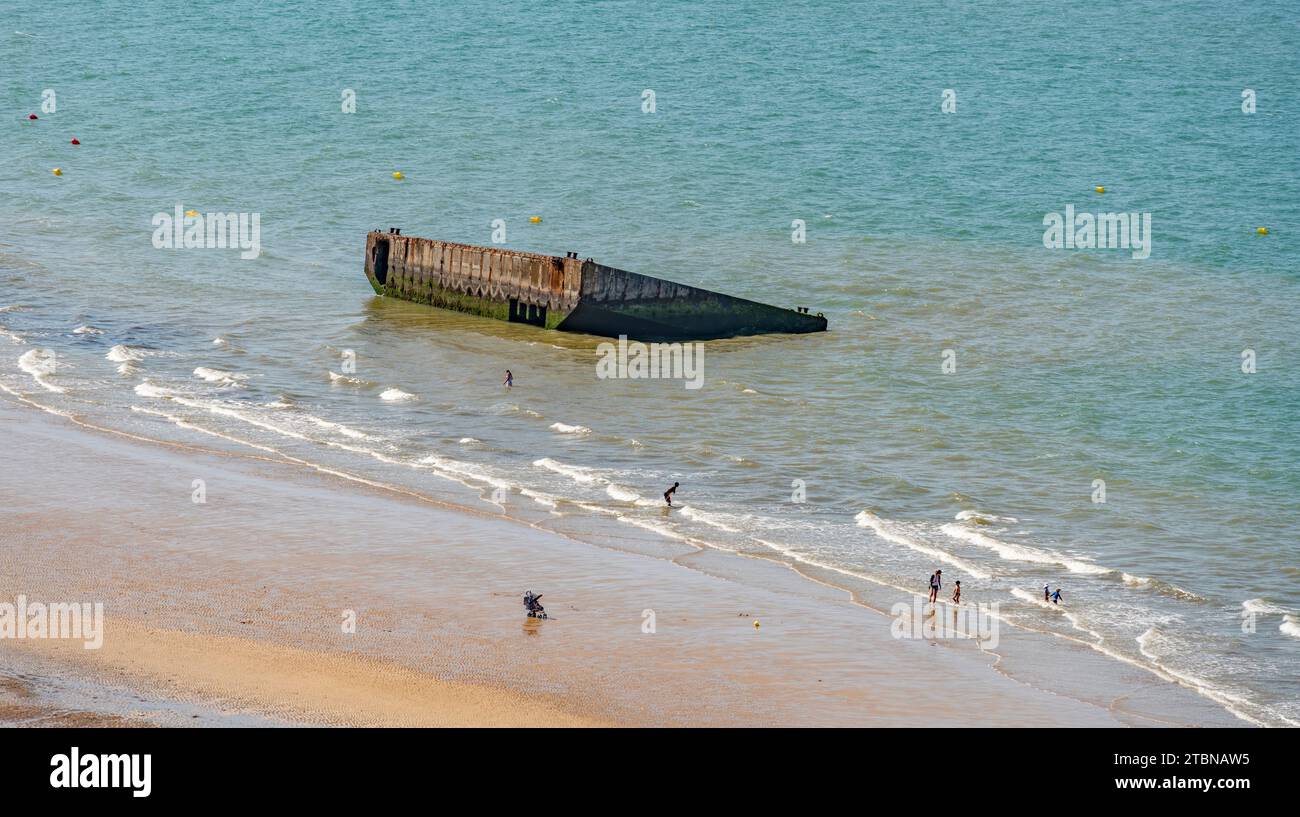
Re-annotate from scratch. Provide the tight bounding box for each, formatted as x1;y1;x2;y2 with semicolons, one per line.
929;570;942;603
663;482;679;506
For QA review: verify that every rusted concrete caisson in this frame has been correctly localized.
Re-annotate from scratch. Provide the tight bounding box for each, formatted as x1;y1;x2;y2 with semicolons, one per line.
365;231;827;341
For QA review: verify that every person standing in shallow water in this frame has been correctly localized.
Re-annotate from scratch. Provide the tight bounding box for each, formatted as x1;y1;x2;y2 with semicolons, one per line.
1051;587;1063;605
663;482;679;506
928;570;942;603
504;369;513;388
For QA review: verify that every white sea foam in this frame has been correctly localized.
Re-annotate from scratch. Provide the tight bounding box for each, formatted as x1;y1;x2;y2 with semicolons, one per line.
617;515;698;544
106;345;143;363
550;422;592;435
193;366;249;386
1008;587;1112;650
149;395;498;502
1120;573;1202;602
1136;628;1261;715
0;326;24;345
298;413;373;440
104;345;144;375
328;370;370;386
520;488;559;508
533;457;600;485
459;437;481;445
855;511;992;579
1241;598;1289;616
134;381;179;398
417;454;514;490
1281;616;1300;640
679;505;743;533
605;484;641;502
72;325;103;335
954;510;1018;525
379;388;416;401
940;522;1110;576
17;349;63;393
1011;587;1060;610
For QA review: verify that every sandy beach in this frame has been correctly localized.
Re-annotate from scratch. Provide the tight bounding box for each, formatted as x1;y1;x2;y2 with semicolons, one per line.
0;394;1243;727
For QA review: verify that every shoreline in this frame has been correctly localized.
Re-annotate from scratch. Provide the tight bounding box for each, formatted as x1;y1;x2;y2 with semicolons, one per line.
0;394;1243;727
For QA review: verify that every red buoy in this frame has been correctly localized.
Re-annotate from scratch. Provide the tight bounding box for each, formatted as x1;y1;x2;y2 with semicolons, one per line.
70;137;80;145
27;113;37;120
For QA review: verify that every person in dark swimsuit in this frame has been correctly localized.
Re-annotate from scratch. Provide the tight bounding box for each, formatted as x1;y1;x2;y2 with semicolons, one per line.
664;482;679;506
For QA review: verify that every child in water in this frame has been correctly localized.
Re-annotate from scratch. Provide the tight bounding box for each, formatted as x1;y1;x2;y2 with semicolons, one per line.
952;580;961;604
664;482;679;506
1051;587;1063;605
504;369;513;388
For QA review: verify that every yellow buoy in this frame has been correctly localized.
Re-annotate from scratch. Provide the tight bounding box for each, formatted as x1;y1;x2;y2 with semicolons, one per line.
529;216;542;223
51;167;62;176
1094;186;1105;194
1256;227;1269;235
392;171;404;180
184;209;199;218
753;620;760;628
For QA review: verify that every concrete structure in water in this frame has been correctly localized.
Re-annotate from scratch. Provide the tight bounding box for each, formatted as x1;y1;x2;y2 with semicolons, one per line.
364;230;827;341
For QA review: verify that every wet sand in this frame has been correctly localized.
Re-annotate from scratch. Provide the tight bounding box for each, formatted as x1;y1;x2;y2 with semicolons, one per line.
0;396;1235;726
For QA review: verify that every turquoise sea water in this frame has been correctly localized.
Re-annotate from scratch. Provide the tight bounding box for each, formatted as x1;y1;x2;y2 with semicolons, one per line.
2;1;1298;724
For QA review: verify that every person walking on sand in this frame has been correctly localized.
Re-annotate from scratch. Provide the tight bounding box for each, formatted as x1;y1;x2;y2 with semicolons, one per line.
663;482;679;506
504;369;513;388
928;570;942;603
951;580;961;605
1051;587;1063;605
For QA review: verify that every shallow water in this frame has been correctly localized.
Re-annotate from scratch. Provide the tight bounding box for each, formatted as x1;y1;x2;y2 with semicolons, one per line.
2;1;1298;725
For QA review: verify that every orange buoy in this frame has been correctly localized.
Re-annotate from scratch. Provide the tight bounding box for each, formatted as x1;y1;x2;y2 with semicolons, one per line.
70;137;80;145
28;113;38;120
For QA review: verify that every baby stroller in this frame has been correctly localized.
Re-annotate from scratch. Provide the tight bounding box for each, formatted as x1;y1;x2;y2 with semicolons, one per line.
523;590;547;619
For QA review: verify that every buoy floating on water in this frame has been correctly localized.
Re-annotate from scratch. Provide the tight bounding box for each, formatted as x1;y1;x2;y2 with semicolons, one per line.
753;620;760;629
1095;185;1105;194
70;137;80;145
51;167;62;176
1256;227;1269;235
184;209;199;218
27;113;38;120
392;171;404;180
529;216;542;223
